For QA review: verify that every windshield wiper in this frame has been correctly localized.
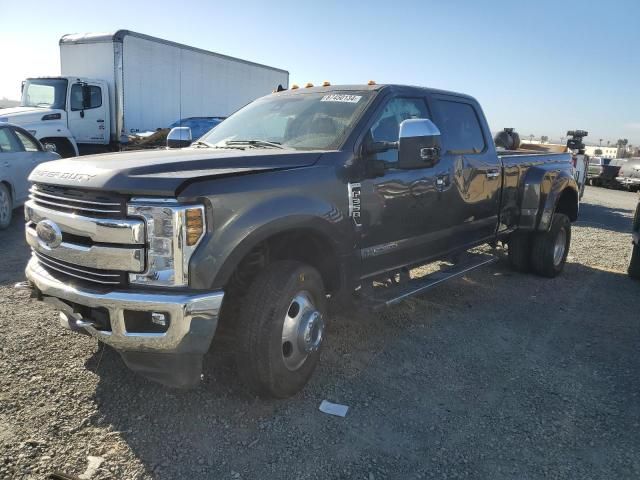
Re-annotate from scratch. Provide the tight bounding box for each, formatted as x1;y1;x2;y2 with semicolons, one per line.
225;139;284;149
191;140;243;149
191;140;216;148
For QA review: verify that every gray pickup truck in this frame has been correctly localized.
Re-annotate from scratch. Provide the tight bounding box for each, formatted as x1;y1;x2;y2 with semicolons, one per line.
18;84;579;397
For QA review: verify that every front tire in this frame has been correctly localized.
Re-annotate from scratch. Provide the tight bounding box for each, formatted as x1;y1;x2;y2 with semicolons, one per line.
234;261;327;398
0;183;13;229
531;213;571;277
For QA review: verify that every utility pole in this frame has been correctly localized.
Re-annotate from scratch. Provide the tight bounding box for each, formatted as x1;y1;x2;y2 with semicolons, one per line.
599;139;603;146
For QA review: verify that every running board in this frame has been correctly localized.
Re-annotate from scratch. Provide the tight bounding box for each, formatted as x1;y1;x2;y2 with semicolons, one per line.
369;253;498;309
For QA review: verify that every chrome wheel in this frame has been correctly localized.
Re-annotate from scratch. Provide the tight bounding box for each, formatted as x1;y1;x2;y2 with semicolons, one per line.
281;291;324;371
553;227;567;266
0;186;11;227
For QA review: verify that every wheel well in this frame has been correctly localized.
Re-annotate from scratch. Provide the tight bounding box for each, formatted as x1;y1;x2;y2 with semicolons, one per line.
228;229;342;296
40;137;75;156
0;180;13;200
555;188;578;222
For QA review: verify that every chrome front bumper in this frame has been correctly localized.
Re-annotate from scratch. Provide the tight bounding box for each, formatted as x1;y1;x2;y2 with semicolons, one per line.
24;257;224;355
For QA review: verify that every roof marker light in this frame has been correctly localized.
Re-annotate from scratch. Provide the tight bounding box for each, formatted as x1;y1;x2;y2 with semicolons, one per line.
368;80;376;85
305;82;314;88
291;84;299;89
322;81;331;87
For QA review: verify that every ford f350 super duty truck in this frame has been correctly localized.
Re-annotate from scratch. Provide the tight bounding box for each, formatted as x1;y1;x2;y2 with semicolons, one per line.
17;84;579;398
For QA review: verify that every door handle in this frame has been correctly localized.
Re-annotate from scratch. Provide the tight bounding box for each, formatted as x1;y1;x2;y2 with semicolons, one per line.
486;170;501;179
96;119;104;123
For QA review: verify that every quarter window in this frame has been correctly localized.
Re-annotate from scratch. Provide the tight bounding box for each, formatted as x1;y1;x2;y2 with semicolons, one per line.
369;97;430;163
70;84;102;111
14;130;40;152
435;100;485;153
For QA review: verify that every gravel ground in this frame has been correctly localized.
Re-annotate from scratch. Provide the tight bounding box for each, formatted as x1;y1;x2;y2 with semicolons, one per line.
1;186;639;480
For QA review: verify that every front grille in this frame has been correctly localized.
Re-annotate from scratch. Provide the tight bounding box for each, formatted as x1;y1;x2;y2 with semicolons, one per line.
33;251;127;287
30;184;127;218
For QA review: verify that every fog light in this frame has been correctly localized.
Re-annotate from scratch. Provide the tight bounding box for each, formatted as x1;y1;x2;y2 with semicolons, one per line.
151;312;168;327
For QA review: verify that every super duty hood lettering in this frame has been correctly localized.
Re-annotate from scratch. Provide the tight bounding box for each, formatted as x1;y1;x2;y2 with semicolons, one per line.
29;148;323;196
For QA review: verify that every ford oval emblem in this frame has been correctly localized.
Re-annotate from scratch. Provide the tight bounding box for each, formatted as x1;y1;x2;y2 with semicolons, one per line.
36;220;63;249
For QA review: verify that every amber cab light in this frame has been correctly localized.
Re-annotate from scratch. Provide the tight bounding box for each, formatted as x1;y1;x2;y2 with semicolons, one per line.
186;208;204;246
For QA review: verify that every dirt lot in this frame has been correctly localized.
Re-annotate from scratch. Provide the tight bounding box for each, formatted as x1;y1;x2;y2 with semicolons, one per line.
1;186;639;480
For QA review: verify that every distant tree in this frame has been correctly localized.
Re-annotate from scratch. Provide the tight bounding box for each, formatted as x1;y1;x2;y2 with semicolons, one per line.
599;139;603;146
606;140;610;147
540;135;549;143
594;149;603;156
529;134;534;142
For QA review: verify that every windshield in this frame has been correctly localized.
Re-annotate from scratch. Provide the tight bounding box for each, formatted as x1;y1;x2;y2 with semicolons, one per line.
201;91;373;150
21;78;68;109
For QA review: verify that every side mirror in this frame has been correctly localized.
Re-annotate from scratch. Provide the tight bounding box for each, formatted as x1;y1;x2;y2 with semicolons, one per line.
166;127;192;149
398;119;442;169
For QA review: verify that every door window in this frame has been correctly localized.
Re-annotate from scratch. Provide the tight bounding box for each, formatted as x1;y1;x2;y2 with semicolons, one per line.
70;84;102;111
369;97;430;163
0;128;23;153
14;130;40;152
435;100;485;153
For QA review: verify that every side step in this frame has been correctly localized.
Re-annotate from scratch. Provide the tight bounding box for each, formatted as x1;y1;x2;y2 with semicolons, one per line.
367;253;498;309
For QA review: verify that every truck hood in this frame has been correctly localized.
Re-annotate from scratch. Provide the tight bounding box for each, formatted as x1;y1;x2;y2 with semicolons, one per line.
29;147;324;196
0;106;62;123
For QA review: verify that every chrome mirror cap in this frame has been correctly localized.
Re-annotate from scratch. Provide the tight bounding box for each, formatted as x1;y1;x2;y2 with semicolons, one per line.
399;118;441;139
166;127;192;149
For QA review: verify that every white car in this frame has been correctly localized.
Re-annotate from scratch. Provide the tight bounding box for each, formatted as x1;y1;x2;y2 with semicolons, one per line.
0;123;59;228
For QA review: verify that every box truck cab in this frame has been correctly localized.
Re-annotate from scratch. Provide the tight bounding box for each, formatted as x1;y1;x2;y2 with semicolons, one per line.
0;30;288;157
0;76;110;156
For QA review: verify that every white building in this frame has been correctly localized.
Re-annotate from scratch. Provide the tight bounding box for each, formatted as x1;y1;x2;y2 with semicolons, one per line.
584;145;618;158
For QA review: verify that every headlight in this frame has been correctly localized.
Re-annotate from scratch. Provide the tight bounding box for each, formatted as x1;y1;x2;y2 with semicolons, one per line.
127;200;205;287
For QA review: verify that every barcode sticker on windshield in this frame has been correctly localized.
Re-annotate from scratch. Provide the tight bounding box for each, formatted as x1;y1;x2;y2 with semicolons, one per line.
321;94;362;103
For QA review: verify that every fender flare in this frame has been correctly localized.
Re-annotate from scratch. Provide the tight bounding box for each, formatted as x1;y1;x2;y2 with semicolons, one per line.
519;167;579;231
188;195;351;291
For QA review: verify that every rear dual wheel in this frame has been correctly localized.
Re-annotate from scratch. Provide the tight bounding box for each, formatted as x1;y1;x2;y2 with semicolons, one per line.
508;213;571;278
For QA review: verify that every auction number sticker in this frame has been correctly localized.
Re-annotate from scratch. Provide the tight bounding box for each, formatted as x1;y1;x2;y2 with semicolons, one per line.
321;94;362;103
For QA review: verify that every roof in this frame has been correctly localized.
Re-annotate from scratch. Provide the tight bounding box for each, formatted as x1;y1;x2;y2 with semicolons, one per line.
59;30;288;75
273;83;475;101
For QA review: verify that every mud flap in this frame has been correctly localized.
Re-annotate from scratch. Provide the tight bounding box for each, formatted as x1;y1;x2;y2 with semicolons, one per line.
119;351;203;389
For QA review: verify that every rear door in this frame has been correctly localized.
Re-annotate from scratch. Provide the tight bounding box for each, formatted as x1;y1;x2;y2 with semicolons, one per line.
67;82;109;144
431;95;501;244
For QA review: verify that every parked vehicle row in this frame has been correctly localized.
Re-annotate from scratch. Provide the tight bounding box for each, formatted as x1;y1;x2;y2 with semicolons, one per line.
587;156;640;191
17;83;580;398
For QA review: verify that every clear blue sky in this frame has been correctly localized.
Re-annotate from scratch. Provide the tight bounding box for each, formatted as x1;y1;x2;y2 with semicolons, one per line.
2;0;639;145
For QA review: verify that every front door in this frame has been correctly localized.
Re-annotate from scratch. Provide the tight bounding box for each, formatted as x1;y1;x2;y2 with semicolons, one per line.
67;82;108;144
356;96;461;278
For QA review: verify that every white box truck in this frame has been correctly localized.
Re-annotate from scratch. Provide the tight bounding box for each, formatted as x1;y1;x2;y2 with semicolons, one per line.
0;30;289;156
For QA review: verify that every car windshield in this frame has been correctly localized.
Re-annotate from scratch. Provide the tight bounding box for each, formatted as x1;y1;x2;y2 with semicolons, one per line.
201;91;373;150
21;78;68;109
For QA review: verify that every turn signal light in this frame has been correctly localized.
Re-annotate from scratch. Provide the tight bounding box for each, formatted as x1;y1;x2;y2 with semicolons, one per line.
186;208;204;246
